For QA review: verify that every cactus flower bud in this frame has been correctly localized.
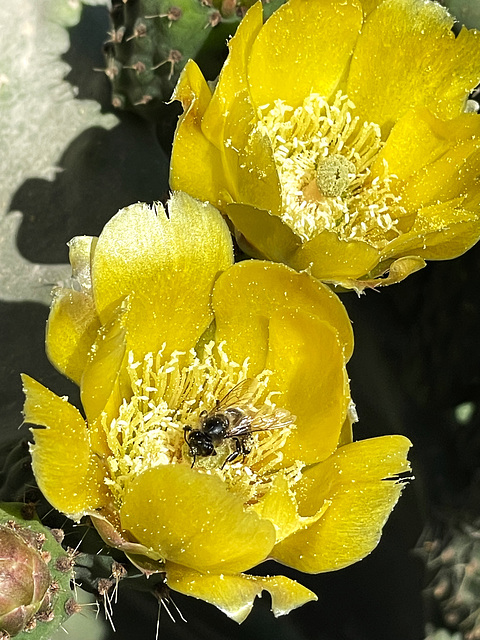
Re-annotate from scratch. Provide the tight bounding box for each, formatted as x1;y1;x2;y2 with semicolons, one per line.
0;524;51;636
0;504;76;638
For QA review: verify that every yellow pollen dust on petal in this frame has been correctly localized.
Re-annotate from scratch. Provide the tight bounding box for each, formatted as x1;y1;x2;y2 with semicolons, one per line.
102;342;298;510
255;92;407;248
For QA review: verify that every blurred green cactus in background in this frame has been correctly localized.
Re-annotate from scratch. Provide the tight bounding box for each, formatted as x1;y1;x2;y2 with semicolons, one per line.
420;512;480;640
440;0;480;29
103;0;286;119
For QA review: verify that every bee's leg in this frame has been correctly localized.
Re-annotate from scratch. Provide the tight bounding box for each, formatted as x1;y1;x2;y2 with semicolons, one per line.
183;427;196;467
241;439;251;463
221;438;242;469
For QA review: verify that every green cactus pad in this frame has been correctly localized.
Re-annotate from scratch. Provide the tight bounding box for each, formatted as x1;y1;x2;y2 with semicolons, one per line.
419;516;480;638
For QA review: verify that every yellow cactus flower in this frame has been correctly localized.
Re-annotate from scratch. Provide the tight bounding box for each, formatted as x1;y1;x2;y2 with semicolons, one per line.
170;0;480;290
22;192;411;621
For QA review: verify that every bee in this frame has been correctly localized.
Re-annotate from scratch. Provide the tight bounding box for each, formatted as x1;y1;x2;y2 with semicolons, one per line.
184;378;295;467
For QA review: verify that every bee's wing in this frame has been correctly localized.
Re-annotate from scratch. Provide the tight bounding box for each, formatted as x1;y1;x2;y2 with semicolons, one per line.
214;378;259;414
226;406;296;438
247;406;296;433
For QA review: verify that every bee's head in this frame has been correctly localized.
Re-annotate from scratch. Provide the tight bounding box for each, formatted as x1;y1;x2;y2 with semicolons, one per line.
185;429;216;458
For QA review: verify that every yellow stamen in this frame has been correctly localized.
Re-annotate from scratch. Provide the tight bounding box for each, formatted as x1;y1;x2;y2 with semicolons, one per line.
102;342;297;508
256;92;407;248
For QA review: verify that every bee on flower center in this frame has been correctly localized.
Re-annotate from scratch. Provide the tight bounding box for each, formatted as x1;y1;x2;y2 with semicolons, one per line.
184;378;295;467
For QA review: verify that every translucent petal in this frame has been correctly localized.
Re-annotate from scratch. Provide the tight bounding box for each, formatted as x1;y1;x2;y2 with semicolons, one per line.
223;104;282;214
248;0;363;109
120;465;276;574
22;375;108;520
80;302;128;424
272;436;412;572
401;140;480;212
166;562;317;623
348;0;480;135
68;235;97;292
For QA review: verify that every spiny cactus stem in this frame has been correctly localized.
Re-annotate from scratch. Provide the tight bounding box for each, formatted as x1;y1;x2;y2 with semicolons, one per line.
145;7;183;22
151;49;183;79
126;22;149;40
124;61;147;74
208;10;222;26
133;95;154;106
94;59;121;81
106;26;126;43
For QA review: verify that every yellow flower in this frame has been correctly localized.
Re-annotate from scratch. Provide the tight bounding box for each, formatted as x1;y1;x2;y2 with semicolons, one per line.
170;0;480;290
22;192;411;621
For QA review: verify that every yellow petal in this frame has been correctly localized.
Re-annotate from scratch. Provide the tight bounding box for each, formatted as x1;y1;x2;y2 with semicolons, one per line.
289;231;381;281
226;203;300;263
248;0;363;109
199;5;281;211
348;0;480;134
46;288;101;385
401;139;480;212
170;61;227;208
120;465;276;574
212;260;354;375
92;193;233;361
201;2;263;150
166;562;317;623
223;105;282;214
266;309;350;465
22;374;109;520
272;435;412;573
373;108;480;184
252;471;329;544
80;301;128;423
382;201;480;261
360;0;383;15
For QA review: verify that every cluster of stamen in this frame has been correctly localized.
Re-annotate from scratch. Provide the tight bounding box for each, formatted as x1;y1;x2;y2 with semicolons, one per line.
102;342;297;508
255;92;406;248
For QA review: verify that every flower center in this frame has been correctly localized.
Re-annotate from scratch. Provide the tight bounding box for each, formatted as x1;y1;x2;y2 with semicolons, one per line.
315;154;356;198
256;92;406;248
102;342;297;508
